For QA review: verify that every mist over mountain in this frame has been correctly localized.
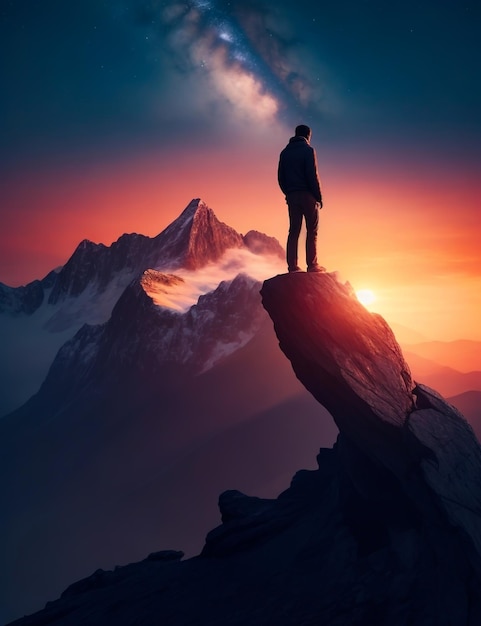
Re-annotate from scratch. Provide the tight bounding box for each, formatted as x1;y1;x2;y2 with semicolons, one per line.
9;273;481;626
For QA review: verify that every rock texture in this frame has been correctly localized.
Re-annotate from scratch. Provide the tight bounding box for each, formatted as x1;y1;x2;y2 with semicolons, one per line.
261;273;481;575
8;271;481;626
263;272;415;474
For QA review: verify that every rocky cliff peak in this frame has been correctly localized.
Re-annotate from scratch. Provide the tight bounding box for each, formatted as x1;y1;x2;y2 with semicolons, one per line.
261;272;415;475
261;271;481;572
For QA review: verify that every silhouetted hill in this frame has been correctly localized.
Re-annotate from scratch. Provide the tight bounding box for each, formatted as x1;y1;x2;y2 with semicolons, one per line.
404;350;481;396
389;322;428;344
404;339;481;373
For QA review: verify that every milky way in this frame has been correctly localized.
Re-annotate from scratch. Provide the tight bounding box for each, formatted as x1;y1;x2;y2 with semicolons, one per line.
155;0;317;122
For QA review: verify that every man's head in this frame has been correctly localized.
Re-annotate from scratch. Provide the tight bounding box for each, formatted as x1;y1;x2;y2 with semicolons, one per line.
295;124;311;141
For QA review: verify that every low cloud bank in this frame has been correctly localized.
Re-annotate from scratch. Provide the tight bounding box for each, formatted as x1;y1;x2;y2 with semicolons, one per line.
145;248;285;311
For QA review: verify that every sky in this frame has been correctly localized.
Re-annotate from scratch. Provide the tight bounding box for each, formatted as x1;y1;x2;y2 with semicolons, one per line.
1;0;480;340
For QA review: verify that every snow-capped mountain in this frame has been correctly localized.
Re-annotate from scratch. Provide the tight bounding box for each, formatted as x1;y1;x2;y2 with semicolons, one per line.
0;199;284;416
0;199;338;624
46;198;249;306
2;198;282;315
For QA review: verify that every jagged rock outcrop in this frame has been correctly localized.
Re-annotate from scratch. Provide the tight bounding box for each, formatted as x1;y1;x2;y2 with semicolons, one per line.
261;273;481;573
8;271;481;626
264;273;415;475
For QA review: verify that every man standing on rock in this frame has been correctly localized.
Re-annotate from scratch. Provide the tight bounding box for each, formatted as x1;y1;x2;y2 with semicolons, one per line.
278;124;324;273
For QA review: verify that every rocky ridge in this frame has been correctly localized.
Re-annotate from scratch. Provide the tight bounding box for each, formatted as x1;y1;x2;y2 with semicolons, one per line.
9;271;481;626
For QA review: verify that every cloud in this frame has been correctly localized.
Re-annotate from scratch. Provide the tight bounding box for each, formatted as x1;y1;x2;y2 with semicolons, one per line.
143;247;285;312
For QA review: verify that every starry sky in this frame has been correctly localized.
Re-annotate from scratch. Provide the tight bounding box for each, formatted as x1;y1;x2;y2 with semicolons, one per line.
1;0;480;339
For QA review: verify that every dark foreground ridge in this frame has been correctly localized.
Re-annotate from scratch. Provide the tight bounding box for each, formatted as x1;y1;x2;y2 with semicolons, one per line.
10;272;481;626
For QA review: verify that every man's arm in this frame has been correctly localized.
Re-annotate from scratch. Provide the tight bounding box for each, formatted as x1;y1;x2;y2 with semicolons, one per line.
277;155;287;195
307;147;322;206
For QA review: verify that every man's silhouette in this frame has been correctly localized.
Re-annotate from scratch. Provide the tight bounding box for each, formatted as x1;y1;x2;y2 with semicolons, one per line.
278;124;324;273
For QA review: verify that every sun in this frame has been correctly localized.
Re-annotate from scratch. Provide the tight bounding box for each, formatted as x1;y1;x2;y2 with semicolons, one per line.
356;289;376;307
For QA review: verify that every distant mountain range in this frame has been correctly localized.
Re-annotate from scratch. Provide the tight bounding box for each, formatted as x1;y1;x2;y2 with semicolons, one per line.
447;390;481;437
403;339;481;373
402;349;481;396
398;336;481;433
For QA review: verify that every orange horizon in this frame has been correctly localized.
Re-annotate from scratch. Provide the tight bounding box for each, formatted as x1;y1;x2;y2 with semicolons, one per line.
1;146;480;342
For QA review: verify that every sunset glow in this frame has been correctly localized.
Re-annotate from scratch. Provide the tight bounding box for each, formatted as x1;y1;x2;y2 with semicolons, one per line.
1;2;479;343
2;145;481;341
1;4;480;624
356;290;376;308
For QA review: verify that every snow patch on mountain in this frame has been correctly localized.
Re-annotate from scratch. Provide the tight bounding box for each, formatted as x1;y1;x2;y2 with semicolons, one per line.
0;270;145;416
200;330;255;373
0;293;73;416
44;269;140;332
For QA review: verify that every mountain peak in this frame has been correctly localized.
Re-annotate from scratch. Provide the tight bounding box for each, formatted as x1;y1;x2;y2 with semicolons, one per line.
181;197;207;215
168;198;206;228
154;198;244;270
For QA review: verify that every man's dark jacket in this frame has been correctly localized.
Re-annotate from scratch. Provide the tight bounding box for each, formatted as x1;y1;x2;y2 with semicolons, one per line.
278;136;322;205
